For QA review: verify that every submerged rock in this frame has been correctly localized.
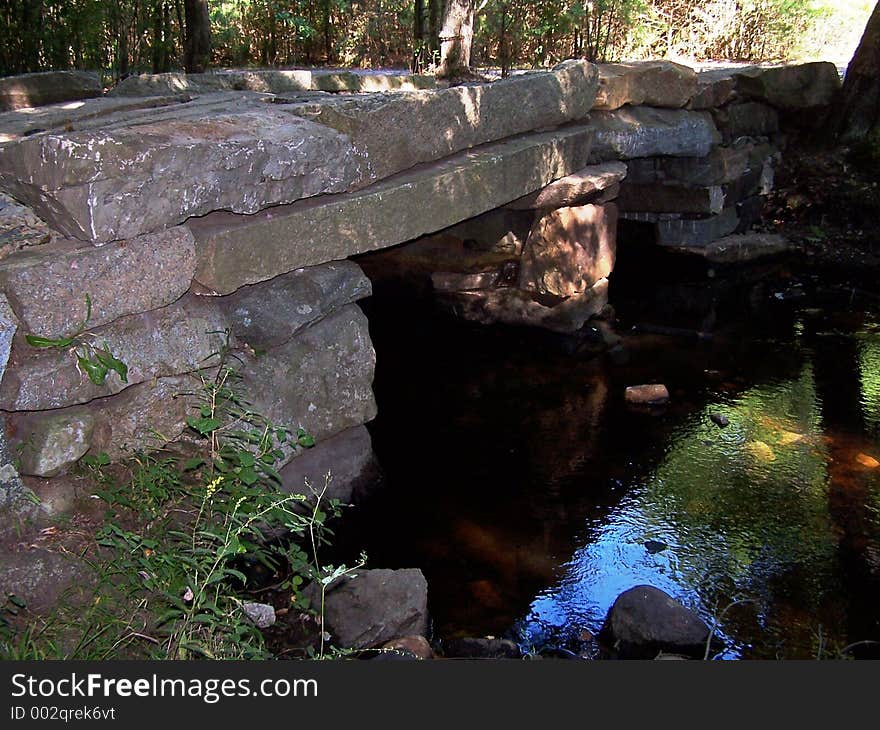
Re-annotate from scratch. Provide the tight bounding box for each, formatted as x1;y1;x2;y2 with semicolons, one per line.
601;585;710;659
625;384;670;405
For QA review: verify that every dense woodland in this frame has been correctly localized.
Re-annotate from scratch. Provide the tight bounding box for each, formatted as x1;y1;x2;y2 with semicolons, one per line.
0;0;871;79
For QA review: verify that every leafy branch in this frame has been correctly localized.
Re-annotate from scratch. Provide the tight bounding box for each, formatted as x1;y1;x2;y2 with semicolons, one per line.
25;294;128;386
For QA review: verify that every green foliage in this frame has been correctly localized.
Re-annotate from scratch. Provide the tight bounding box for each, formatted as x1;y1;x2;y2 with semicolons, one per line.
0;0;869;76
25;295;128;387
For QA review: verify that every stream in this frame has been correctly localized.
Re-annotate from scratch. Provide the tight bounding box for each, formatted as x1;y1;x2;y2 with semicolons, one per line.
335;249;880;659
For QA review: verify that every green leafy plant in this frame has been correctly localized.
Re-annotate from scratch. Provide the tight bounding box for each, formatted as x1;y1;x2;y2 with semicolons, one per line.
25;294;128;386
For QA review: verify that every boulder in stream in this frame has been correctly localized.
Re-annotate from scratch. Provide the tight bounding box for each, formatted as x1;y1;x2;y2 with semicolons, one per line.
600;585;711;659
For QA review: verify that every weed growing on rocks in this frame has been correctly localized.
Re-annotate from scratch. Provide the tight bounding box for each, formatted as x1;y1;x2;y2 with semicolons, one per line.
1;338;362;660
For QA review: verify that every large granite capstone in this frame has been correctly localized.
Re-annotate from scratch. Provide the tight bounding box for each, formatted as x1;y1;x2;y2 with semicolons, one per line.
189;124;596;294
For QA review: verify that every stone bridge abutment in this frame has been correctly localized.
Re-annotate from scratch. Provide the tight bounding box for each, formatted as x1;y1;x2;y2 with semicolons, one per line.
0;60;840;511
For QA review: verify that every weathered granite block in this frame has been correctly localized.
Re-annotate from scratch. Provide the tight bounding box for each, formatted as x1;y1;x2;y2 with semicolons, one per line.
588;107;720;162
237;305;377;456
279;425;380;506
655;207;740;247
506;161;627;210
519;203;617;297
290;60;599;182
0;71;102;111
220;261;372;351
0;227;196;340
713;101;779;143
593;61;697;111
0;101;361;242
0;293;228;411
190;124;595;294
616;183;725;215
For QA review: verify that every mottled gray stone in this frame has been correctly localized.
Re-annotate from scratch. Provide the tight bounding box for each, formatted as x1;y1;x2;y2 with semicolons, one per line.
593;61;697;111
0;101;360;243
0;192;52;256
588;107;720;162
190;124;595;294
617;183;725;215
673;232;793;263
713;101;779;143
279;425;379;506
733;62;841;110
0;548;89;614
506;161;627;210
689;73;737;110
654;208;740;247
12;411;95;477
220;261;371;350
108;69;436;97
0;70;102;112
291;60;599;183
321;568;429;649
5;374;201;463
625;145;759;187
0;227;196;340
0;95;216;145
0;294;228;411
310;71;436;92
242;601;276;629
238;305;377;462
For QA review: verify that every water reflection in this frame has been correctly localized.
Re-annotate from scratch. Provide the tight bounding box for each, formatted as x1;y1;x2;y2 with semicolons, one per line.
519;313;880;659
343;275;880;659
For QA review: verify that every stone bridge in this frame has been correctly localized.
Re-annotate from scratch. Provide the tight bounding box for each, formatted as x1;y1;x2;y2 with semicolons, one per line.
0;60;840;508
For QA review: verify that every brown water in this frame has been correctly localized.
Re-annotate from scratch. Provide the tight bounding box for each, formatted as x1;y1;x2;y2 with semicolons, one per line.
338;257;880;659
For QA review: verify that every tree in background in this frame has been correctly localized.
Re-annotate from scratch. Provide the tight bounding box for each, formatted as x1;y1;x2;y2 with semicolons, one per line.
184;0;213;72
436;0;476;78
0;1;873;79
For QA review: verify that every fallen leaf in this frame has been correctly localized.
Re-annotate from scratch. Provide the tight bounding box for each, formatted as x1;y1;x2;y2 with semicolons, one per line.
778;431;804;446
747;440;776;462
856;453;880;468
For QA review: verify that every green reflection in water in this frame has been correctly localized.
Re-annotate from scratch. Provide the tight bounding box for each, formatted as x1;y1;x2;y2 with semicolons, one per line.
637;363;840;650
858;329;880;435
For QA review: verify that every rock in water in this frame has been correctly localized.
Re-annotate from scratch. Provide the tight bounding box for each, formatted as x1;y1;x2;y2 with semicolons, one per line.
601;585;710;659
643;539;668;554
710;413;730;428
625;384;670;405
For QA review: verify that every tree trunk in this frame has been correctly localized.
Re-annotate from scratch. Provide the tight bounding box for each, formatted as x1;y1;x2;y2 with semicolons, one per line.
153;0;171;74
183;0;211;73
437;0;474;79
832;1;880;143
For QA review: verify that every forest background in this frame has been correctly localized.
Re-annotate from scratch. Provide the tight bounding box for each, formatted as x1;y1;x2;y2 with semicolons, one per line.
0;1;873;80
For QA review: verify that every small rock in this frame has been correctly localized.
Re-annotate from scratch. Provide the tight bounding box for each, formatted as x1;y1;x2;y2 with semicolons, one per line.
709;413;729;428
242;601;276;629
442;637;522;659
625;384;670;405
643;539;668;554
378;635;434;660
